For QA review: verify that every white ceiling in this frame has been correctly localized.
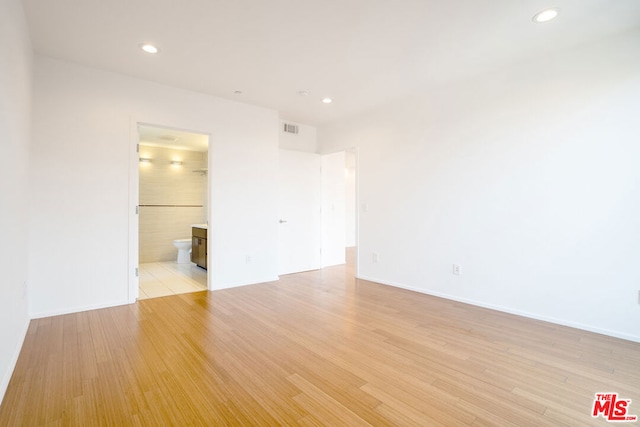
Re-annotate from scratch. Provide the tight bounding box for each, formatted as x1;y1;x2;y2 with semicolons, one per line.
23;0;640;126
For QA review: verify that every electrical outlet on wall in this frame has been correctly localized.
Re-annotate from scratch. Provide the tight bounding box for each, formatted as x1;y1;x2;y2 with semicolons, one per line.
245;255;251;264
453;264;461;275
372;252;379;263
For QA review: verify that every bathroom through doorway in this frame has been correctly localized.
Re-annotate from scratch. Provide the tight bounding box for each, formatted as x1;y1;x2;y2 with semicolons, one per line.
136;124;210;300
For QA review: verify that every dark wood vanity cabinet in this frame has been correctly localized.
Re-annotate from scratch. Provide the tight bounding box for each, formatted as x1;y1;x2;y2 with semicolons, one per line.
191;227;207;270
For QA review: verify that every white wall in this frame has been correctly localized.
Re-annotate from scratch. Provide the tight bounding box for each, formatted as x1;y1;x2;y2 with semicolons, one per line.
279;120;318;153
319;30;640;342
0;0;32;401
30;56;279;317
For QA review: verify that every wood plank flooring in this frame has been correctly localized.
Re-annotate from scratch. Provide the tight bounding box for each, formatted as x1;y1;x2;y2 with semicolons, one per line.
1;250;639;425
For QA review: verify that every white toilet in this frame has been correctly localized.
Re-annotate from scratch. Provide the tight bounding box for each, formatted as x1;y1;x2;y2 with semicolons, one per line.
172;239;192;264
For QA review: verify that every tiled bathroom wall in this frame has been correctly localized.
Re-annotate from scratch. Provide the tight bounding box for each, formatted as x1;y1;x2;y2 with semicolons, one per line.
139;145;207;263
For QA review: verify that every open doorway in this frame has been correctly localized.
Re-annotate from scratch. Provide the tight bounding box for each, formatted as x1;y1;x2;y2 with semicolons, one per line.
319;148;358;270
136;124;210;299
277;147;358;276
345;148;357;270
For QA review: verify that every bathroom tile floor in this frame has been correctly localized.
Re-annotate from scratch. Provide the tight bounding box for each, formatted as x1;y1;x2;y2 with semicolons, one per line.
138;261;207;300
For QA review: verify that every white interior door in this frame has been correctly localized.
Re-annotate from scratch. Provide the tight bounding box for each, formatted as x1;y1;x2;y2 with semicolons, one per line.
321;151;346;267
278;149;322;275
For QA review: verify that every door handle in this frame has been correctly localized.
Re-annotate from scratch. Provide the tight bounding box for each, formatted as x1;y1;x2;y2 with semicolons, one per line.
279;219;288;224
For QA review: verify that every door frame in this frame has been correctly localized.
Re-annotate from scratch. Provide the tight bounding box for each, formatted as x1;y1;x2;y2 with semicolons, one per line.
320;146;359;276
127;118;212;302
346;146;360;277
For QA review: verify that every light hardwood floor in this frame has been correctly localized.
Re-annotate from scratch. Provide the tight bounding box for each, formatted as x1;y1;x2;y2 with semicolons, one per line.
1;250;638;425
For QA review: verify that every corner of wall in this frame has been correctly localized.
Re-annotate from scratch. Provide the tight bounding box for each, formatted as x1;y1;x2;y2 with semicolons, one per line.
0;319;30;403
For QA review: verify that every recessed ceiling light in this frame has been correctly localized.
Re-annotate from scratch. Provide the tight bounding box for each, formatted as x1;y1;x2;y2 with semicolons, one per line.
322;97;333;104
298;90;309;96
532;8;559;23
140;43;159;54
234;90;243;95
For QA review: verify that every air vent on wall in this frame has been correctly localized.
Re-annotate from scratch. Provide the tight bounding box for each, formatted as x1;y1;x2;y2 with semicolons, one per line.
283;123;299;134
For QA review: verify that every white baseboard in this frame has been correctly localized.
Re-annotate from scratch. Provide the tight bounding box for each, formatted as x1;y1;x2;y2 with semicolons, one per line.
357;275;640;344
211;276;280;291
0;318;30;403
29;299;131;319
321;259;346;268
31;274;280;316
